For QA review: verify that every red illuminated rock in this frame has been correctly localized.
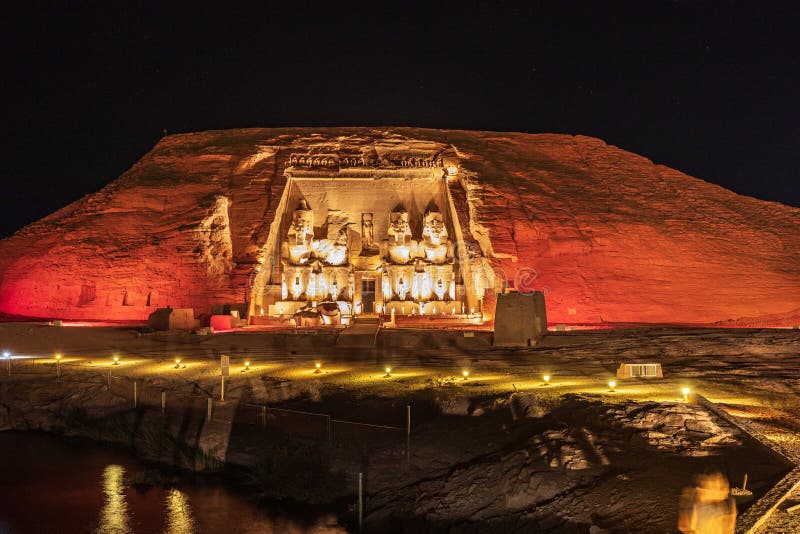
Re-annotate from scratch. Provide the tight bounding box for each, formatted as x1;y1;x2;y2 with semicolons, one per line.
0;128;798;326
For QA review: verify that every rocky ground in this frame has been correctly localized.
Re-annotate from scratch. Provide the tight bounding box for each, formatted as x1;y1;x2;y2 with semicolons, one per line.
0;324;799;532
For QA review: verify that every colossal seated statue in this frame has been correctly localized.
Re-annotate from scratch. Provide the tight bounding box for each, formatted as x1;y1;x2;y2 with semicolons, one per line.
419;207;453;264
383;207;418;265
283;199;315;266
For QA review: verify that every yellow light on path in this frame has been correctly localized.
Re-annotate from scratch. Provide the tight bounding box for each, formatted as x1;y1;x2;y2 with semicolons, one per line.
543;374;551;385
112;354;120;365
608;380;616;392
384;367;392;378
462;370;469;380
682;387;691;402
55;353;63;361
314;362;322;374
174;358;182;369
244;360;251;371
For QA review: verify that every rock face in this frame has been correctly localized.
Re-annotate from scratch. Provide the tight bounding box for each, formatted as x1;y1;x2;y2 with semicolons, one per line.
0;127;798;325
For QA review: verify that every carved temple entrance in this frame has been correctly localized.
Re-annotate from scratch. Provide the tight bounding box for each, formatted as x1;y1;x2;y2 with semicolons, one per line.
248;151;490;326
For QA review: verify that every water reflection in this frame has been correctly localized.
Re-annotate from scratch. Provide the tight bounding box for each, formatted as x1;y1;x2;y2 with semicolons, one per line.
96;464;132;534
0;432;347;533
165;488;196;534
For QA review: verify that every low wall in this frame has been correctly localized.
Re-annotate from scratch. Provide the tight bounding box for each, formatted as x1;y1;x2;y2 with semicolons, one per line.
695;394;800;533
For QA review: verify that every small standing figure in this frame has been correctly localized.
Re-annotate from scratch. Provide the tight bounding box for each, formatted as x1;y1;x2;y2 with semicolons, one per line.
362;213;375;248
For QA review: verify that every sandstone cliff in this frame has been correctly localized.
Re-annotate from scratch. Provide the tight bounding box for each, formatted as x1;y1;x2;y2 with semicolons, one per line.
0;127;798;325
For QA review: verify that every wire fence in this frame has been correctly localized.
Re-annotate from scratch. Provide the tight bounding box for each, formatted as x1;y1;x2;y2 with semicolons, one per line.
1;356;411;457
2;357;226;420
237;402;409;456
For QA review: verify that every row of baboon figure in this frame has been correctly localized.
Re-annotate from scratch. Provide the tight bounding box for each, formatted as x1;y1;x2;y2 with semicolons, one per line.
286;154;445;168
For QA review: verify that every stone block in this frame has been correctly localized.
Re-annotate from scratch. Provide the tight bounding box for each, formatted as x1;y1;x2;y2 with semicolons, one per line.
493;291;547;347
210;314;233;331
147;308;197;331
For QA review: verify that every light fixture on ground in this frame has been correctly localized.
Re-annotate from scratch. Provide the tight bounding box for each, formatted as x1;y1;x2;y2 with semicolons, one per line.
112;354;120;365
55;353;63;362
314;362;322;374
682;387;691;402
384;367;392;378
608;380;616;392
244;360;251;371
462;370;469;381
2;351;9;359
174;358;182;369
543;374;551;386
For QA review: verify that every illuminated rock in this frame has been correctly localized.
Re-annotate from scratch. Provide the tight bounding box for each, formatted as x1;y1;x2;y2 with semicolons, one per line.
0;127;797;326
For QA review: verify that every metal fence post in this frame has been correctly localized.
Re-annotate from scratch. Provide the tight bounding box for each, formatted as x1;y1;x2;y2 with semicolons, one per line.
161;391;166;416
133;381;138;408
406;404;411;466
358;472;364;532
107;369;111;391
207;398;213;420
261;405;266;427
327;415;332;445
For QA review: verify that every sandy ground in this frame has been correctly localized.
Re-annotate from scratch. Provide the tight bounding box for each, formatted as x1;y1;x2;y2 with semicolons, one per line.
1;323;799;532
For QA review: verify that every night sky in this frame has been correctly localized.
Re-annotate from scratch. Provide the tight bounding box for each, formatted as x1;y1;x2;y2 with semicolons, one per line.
2;1;798;238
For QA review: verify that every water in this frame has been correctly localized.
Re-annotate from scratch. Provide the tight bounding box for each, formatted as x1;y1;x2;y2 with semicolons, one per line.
0;432;344;534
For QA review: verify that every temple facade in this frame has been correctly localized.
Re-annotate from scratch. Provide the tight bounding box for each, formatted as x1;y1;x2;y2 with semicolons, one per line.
248;151;489;325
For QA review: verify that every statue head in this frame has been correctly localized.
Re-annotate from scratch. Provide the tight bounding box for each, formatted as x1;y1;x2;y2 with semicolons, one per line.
289;199;313;238
388;206;411;239
422;208;447;244
334;224;349;246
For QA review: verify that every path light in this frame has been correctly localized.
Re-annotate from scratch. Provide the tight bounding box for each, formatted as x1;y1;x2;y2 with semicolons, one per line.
314;362;322;374
174;358;182;369
608;380;616;392
112;354;120;365
55;353;63;381
543;374;551;386
384;367;392;378
2;351;9;359
462;370;470;381
682;387;691;402
244;360;251;371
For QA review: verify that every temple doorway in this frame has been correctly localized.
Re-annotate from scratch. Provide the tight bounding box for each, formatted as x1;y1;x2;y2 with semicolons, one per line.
361;278;375;314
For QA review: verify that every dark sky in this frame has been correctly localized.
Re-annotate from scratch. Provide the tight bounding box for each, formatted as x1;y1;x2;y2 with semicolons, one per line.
2;1;798;238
